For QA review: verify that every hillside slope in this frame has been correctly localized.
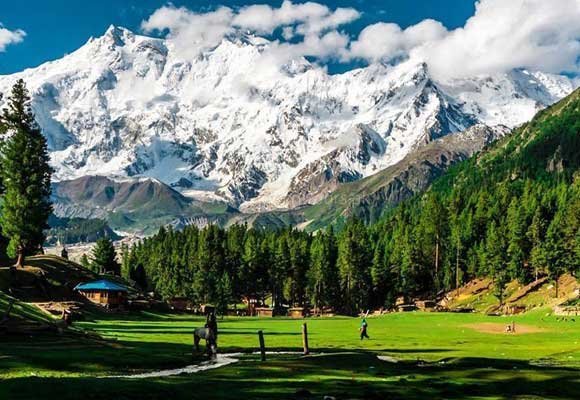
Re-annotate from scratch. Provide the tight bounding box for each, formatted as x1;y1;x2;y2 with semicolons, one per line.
441;274;579;314
52;176;235;233
301;124;507;230
363;88;579;305
0;255;99;302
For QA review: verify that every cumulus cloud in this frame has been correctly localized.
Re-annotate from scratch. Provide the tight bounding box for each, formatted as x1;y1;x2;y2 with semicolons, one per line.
232;1;359;36
141;1;358;53
0;24;26;52
141;0;580;80
416;0;580;79
141;1;358;61
142;6;234;58
350;20;447;63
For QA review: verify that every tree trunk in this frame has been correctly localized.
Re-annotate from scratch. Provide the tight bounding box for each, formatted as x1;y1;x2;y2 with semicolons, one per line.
455;244;460;296
15;250;24;268
435;234;440;274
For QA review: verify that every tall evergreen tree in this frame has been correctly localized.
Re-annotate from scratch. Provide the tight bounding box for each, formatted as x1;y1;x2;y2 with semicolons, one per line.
527;207;546;281
91;237;120;275
308;229;339;312
337;220;371;315
544;214;567;298
485;222;509;305
215;272;233;316
80;253;90;269
272;235;290;309
0;80;52;267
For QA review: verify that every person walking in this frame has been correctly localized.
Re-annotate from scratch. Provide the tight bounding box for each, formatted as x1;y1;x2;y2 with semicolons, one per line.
360;318;370;340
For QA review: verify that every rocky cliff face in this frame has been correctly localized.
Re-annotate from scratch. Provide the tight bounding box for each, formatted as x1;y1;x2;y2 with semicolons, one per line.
0;26;575;214
300;124;509;229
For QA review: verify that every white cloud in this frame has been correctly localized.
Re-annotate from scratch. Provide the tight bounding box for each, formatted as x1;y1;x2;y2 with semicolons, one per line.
142;6;234;59
350;20;447;63
232;1;359;35
141;0;580;80
141;1;358;78
416;0;580;79
0;24;26;52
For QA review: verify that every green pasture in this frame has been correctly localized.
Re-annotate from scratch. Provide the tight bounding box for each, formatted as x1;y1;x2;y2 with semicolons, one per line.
1;310;579;399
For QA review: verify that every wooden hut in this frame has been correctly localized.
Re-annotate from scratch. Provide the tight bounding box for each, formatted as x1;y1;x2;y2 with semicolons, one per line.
255;307;274;317
288;307;308;318
74;280;128;309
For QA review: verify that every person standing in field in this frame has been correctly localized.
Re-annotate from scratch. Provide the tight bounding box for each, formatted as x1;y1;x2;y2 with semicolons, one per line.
360;318;370;340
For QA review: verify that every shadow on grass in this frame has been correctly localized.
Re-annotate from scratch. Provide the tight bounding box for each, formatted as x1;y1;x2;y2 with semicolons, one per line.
1;352;579;400
0;336;200;375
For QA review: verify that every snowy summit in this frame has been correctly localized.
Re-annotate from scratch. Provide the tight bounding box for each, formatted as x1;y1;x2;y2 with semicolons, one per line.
0;25;576;211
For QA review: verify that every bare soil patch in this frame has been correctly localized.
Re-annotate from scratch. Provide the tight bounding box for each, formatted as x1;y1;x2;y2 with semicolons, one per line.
465;322;547;335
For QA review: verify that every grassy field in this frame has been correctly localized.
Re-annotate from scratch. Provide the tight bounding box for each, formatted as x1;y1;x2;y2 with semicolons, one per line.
1;309;579;399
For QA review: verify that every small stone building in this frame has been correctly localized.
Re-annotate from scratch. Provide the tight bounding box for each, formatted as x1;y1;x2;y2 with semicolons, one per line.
75;279;128;308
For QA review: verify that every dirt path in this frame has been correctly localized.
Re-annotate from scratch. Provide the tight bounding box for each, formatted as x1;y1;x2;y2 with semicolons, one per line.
465;322;547;335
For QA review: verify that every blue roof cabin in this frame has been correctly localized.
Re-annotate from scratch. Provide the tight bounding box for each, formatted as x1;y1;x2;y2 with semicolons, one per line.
75;279;128;309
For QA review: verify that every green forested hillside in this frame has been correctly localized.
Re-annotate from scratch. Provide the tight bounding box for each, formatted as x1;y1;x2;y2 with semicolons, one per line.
122;89;579;313
375;87;580;298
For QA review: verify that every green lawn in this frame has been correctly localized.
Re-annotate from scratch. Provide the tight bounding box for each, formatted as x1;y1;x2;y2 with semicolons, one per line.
1;310;579;399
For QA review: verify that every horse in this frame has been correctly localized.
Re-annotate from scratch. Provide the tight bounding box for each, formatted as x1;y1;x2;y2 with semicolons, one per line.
193;326;217;356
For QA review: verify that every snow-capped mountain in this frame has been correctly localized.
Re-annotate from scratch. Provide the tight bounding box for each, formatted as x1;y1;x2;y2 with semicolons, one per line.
0;26;575;211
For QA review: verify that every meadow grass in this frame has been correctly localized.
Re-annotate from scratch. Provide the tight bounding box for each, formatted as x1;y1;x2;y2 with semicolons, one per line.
1;310;579;399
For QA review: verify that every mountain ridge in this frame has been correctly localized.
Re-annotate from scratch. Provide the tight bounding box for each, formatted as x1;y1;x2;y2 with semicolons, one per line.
0;25;575;217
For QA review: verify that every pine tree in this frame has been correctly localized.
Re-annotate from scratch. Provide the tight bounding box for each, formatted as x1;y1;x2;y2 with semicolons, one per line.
506;198;529;282
370;238;395;308
308;229;339;312
485;222;509;305
287;233;309;307
80;253;90;269
544;214;567;298
337;220;371;315
91;237;120;275
527;207;546;281
120;242;130;280
215;272;233;316
0;80;52;267
420;193;447;287
239;230;267;304
272;235;290;309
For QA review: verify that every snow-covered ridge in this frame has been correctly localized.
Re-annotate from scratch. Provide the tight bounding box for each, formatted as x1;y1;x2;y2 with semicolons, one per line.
0;26;576;211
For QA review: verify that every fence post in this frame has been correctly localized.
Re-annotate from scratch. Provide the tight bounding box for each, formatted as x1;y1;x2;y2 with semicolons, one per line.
258;330;266;361
302;323;309;355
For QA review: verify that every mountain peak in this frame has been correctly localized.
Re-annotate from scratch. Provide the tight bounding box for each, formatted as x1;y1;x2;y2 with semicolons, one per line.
0;27;575;210
101;25;135;46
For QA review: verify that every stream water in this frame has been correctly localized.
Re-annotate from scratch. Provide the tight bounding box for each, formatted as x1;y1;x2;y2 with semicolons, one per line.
103;351;306;379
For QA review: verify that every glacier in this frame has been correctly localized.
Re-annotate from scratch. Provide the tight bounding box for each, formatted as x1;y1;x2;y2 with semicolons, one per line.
0;25;576;212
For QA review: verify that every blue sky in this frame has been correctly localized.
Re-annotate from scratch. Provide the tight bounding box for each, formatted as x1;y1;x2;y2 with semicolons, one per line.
0;0;477;74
